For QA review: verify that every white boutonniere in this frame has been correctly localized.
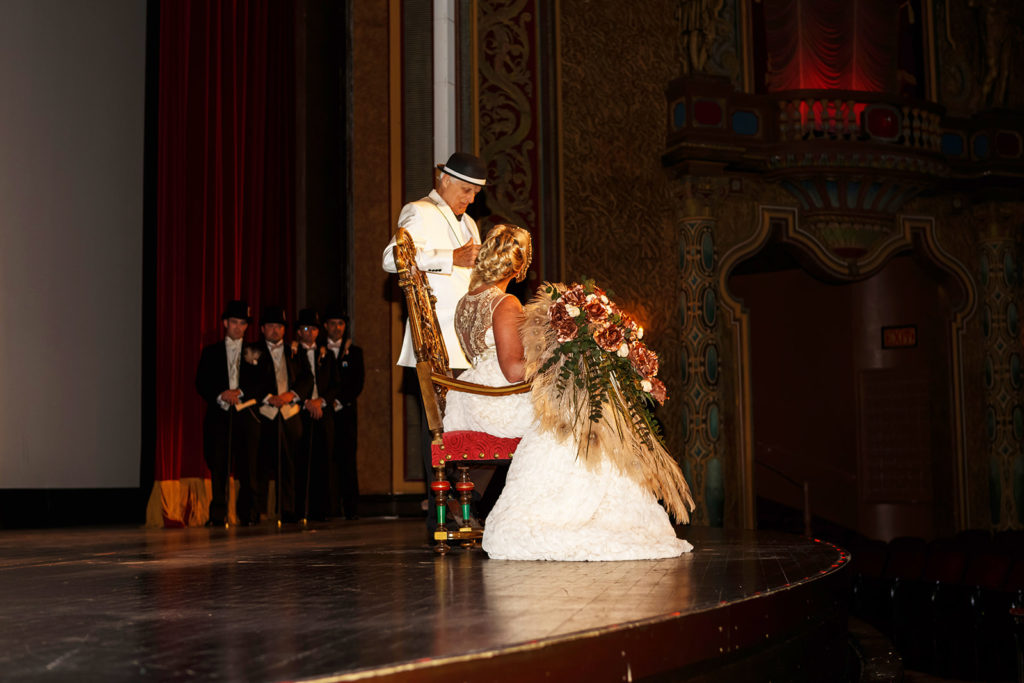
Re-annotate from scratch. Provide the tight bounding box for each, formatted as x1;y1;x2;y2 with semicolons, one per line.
243;347;262;365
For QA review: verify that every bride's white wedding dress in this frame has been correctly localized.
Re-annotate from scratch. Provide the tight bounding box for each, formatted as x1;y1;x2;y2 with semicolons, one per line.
444;286;693;561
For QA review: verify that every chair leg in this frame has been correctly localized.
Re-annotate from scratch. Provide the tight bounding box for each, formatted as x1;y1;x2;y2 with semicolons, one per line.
455;466;477;548
431;465;451;555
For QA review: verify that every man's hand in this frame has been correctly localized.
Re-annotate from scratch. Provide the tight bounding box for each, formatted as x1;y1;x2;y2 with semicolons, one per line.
219;389;242;405
268;392;294;408
453;243;481;268
305;399;324;420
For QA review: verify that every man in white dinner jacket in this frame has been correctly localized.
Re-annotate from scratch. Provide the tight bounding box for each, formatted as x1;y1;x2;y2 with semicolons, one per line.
382;152;486;370
382;152;487;537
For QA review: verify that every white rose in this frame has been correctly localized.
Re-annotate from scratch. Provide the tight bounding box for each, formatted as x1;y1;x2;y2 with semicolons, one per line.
617;343;630;357
585;294;596;302
641;379;653;392
637;326;644;339
565;304;581;317
600;295;609;304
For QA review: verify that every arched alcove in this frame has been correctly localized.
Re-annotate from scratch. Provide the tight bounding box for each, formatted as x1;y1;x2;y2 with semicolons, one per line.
719;209;975;539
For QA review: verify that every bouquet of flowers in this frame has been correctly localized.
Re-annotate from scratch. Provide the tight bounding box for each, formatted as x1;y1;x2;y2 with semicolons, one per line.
540;279;667;447
522;279;693;521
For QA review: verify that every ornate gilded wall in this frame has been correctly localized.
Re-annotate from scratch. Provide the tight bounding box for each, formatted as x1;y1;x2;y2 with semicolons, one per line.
932;0;1024;114
555;0;1024;532
559;0;723;520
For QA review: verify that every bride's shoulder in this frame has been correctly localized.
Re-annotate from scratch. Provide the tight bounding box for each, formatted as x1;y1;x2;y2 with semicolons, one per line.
493;293;524;318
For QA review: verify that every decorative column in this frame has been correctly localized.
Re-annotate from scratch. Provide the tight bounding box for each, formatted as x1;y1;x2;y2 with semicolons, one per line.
979;220;1024;530
679;207;724;526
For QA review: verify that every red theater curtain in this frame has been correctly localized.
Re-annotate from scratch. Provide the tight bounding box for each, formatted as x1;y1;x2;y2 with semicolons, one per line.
762;0;898;93
148;0;296;527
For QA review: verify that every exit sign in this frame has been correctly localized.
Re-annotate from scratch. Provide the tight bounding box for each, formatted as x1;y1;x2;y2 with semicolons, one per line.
882;325;917;349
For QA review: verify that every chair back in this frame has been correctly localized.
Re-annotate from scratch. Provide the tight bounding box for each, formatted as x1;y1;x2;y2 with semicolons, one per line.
392;227;449;442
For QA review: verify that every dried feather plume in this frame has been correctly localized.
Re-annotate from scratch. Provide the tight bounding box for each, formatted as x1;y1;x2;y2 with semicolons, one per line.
520;281;695;522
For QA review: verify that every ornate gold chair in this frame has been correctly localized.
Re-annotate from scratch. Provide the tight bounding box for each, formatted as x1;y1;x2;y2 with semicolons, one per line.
392;227;530;554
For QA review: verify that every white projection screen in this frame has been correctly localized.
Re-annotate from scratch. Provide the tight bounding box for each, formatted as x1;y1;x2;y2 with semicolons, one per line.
0;0;145;488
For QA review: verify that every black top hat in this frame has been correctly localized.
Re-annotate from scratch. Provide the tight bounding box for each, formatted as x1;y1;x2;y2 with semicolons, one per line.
436;152;487;187
295;308;321;328
323;304;348;323
260;306;288;326
221;300;251;321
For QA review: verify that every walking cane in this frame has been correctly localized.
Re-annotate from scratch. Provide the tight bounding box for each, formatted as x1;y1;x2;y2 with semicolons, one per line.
302;417;313;526
224;409;233;528
276;417;284;528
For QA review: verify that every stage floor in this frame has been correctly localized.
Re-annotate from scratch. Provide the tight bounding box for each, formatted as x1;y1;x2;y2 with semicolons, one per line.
0;519;849;682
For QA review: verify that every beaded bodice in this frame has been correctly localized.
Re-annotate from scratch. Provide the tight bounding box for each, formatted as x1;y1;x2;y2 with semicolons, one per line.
454;287;509;364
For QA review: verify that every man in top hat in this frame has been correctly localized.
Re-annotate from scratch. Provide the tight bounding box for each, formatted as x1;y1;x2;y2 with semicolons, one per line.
293;308;337;521
323;306;364;519
195;300;263;526
254;305;312;523
381;151;487;370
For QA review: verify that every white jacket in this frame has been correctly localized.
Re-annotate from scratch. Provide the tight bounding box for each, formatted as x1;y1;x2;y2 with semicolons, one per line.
382;189;480;369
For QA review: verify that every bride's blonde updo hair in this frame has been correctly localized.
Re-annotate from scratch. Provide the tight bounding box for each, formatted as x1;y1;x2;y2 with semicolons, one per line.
468;223;532;291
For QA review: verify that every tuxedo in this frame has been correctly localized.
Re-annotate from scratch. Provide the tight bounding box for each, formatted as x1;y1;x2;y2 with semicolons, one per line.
195;338;262;525
253;340;311;521
295;343;337;520
327;339;364;518
382;188;481;369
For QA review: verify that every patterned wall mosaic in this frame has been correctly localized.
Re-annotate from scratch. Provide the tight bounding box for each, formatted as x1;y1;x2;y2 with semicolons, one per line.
558;0;693;502
679;216;724;526
979;234;1024;528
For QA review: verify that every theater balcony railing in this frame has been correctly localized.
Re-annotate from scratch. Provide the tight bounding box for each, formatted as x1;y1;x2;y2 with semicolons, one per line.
663;77;1024;212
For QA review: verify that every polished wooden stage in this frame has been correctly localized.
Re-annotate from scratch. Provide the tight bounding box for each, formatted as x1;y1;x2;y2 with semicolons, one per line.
0;519;851;682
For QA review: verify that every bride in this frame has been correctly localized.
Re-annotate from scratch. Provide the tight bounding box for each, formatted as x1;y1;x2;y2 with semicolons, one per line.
445;225;694;561
443;224;534;437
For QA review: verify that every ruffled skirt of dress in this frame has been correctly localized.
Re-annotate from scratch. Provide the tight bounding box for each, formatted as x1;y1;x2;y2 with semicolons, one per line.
442;355;533;438
482;427;693;561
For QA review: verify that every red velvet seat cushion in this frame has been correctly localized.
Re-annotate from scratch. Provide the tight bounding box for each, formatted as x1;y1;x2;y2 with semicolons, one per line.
431;430;519;466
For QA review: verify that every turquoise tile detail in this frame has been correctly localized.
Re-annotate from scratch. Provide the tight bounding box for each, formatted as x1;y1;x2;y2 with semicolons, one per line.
731;110;758;136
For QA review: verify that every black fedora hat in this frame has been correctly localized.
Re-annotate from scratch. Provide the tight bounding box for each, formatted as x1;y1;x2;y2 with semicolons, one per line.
436;152;487;187
260;306;288;326
221;299;251;321
296;308;321;328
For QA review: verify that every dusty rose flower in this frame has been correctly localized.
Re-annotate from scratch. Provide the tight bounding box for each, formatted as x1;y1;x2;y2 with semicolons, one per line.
583;298;609;322
560;285;587;308
648;377;668;404
594;322;625;352
629;342;659;378
549;302;579;342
